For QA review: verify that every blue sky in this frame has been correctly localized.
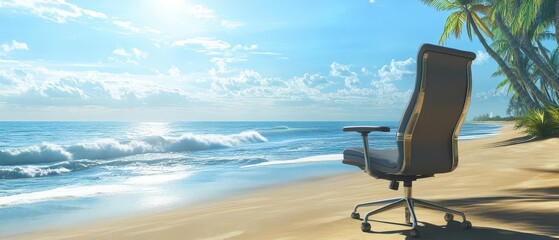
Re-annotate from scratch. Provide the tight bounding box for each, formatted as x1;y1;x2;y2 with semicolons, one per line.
0;0;508;121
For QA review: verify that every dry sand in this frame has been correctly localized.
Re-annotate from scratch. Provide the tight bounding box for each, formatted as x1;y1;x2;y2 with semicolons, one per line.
10;123;559;239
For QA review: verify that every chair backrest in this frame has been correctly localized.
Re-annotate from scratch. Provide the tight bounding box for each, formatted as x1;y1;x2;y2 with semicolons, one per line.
395;44;476;175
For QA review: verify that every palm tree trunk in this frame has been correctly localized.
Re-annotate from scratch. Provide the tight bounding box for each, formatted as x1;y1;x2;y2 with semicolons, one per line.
466;9;540;110
535;38;554;69
555;0;559;46
493;13;558;107
536;38;559;104
495;14;559;93
512;51;556;107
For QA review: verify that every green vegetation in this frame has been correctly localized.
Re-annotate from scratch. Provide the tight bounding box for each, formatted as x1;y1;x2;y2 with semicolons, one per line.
515;106;559;139
421;0;559;138
472;114;515;121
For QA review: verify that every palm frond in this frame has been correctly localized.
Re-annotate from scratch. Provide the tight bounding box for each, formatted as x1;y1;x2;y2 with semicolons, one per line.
495;78;510;92
491;68;505;78
471;11;493;38
439;11;466;45
418;0;459;11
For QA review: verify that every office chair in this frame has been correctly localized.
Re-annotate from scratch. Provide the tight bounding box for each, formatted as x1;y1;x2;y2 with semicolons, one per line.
343;44;476;238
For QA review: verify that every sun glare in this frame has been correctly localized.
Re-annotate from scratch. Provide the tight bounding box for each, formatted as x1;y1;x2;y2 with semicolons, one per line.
156;0;185;12
146;0;198;30
130;122;172;137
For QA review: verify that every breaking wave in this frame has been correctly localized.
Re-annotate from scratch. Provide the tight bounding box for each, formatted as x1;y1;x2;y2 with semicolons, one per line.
0;131;267;166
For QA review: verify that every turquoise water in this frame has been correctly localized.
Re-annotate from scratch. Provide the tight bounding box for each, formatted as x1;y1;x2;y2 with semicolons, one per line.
0;121;501;236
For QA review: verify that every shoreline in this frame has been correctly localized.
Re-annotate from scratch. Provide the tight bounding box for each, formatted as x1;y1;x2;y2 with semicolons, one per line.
10;123;559;239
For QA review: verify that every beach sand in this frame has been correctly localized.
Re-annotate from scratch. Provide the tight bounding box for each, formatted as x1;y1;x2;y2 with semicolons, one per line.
9;123;559;239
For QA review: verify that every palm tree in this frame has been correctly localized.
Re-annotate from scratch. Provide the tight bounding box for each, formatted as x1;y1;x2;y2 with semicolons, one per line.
491;1;559;93
514;0;559;48
490;14;558;107
420;0;541;110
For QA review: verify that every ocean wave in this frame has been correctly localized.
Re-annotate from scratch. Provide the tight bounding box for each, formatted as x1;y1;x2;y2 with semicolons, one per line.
0;160;99;179
0;166;71;179
0;131;267;166
257;126;321;134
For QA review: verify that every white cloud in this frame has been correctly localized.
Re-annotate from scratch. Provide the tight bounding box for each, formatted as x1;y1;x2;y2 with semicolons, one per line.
168;65;180;77
0;56;415;120
330;62;359;88
188;5;216;19
132;48;148;59
0;0;107;23
249;51;281;56
476;87;508;100
361;67;371;75
112;48;127;56
377;58;415;82
369;0;376;3
0;67;191;107
221;20;245;29
205;59;412;107
204;61;411;107
0;68;36;95
173;37;231;50
232;44;258;51
0;0;158;35
110;47;148;65
473;50;490;65
111;20;160;34
209;56;247;74
112;20;141;33
1;40;29;52
173;39;263;75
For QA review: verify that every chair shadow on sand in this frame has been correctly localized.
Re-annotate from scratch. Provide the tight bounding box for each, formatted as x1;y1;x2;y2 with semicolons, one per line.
412;222;557;240
360;185;559;239
440;187;559;236
363;221;558;240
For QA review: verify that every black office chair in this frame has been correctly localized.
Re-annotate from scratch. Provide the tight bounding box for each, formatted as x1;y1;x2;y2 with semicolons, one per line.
342;44;476;238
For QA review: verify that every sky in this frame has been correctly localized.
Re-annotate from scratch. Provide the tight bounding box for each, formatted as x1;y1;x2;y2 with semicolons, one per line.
0;0;509;121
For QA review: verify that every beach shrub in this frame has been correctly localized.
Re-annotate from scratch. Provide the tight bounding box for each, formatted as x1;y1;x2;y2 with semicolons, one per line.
515;106;559;139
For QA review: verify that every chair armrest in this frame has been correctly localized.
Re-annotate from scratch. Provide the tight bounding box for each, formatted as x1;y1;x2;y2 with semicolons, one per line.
343;126;390;135
342;126;390;178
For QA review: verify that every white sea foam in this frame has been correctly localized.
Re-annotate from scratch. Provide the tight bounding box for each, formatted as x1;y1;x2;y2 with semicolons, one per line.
123;165;193;185
0;185;133;207
242;154;343;168
0;131;267;166
125;172;192;185
0;164;195;207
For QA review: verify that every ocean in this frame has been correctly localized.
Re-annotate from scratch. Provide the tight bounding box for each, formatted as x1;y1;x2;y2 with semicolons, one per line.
0;121;501;236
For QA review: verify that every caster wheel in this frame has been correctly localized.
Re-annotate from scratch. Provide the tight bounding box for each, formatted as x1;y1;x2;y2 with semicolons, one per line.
444;213;454;222
410;229;420;238
361;222;371;232
461;220;472;230
351;212;360;219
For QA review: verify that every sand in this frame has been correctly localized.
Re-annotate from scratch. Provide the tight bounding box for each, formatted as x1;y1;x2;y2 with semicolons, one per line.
9;123;559;239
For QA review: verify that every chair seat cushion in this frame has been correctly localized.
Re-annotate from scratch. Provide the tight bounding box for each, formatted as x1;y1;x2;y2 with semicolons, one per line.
343;148;399;173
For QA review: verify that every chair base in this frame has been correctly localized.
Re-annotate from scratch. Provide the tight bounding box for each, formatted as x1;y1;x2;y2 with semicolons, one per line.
351;185;472;237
